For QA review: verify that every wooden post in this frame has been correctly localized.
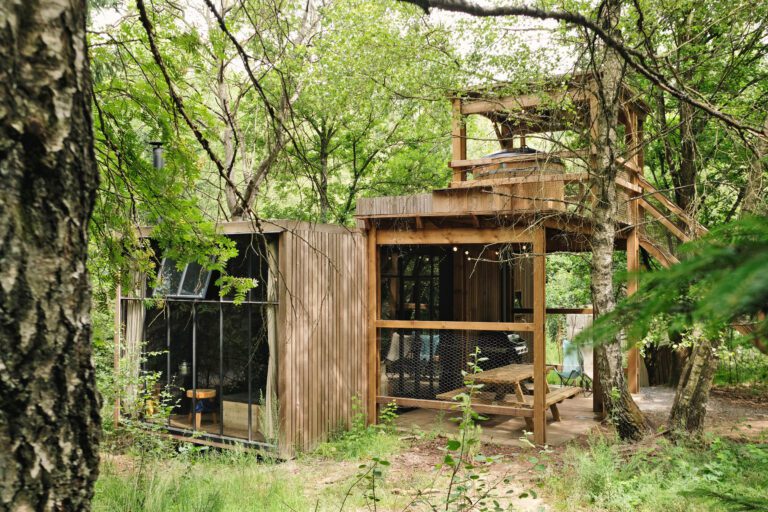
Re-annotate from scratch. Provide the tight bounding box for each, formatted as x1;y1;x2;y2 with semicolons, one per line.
626;109;641;394
532;227;547;445
451;98;467;183
366;226;379;423
113;283;121;427
626;225;640;393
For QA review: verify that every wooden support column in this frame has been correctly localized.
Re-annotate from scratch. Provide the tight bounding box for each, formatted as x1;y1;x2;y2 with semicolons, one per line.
113;283;121;427
532;227;547;445
367;226;379;424
451;98;467;183
626;224;640;393
626;110;641;394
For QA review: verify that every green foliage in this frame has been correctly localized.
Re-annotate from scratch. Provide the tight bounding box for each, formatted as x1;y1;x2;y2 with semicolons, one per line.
429;348;539;511
584;217;768;351
715;335;768;386
311;398;401;461
545;435;768;511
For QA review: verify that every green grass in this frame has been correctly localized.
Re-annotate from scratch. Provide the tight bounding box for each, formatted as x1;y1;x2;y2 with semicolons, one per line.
310;428;402;461
94;443;427;512
94;451;310;512
309;399;402;461
543;435;768;511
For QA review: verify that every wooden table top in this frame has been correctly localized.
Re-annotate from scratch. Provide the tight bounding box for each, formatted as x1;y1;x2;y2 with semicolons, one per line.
471;364;535;385
186;388;217;399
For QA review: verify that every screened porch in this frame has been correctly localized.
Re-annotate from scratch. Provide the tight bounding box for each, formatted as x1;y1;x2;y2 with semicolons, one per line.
367;227;590;444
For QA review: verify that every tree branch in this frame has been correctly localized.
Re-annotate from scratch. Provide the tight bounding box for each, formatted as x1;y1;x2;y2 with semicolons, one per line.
400;0;768;141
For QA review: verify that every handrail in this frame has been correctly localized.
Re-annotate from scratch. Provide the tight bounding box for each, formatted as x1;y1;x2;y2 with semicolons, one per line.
447;172;590;189
638;198;691;242
449;149;590;170
616;156;708;238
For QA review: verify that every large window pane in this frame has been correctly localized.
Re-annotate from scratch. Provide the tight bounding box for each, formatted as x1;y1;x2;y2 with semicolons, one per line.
179;261;212;297
224;235;272;302
193;303;221;434
221;304;253;440
142;303;167;422
167;302;194;430
154;258;183;296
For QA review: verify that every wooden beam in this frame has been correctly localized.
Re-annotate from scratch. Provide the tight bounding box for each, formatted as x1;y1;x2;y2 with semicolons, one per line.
639;236;679;266
626;174;640;394
639;198;690;242
113;283;121;427
546;307;594;315
376;227;532;246
616;177;643;194
459;90;576;115
451;98;467;182
375;319;534;332
516;307;595;315
366;226;378;424
636;175;707;236
449;149;590;169
447;172;590;190
532;227;546;445
376;396;534;417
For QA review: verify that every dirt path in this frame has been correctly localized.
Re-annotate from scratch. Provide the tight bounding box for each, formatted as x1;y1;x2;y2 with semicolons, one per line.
636;385;768;440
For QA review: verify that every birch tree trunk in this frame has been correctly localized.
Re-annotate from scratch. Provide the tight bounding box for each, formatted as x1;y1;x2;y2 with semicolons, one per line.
668;117;767;436
589;0;647;441
668;330;719;436
0;0;101;509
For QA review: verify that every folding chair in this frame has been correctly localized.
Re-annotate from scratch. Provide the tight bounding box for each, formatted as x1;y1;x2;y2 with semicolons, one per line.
556;339;593;395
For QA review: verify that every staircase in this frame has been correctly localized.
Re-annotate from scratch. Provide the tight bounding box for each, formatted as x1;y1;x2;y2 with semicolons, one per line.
619;158;756;339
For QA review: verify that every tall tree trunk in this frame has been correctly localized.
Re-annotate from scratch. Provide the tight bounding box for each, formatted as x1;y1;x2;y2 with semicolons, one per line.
673;101;699;214
0;1;101;509
589;0;647;441
742;117;768;215
668;331;719;435
668;118;767;436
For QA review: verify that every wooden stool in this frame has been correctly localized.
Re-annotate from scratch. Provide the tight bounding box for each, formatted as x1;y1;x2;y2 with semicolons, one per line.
186;388;218;429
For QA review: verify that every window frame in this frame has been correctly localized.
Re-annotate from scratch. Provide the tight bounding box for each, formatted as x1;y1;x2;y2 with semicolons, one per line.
153;257;213;299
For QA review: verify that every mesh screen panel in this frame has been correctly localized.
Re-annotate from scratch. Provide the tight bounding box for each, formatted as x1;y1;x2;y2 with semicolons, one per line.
379;329;533;403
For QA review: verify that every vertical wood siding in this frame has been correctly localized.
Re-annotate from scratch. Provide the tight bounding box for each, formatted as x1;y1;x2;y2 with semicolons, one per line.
278;227;368;455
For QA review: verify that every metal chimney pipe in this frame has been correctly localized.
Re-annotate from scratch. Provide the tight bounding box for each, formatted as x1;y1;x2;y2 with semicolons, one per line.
149;141;164;169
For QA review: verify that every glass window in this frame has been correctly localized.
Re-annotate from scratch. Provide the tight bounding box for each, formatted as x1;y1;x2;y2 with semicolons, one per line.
180;261;211;297
154;258;184;297
153;258;212;298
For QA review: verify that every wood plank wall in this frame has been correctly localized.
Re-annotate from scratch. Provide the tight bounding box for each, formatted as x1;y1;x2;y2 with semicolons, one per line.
277;226;368;455
356;194;433;216
458;248;534;356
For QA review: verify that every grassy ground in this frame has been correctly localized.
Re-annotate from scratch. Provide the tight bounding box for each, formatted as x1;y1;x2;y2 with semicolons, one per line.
542;435;768;512
95;430;409;512
95;431;768;512
95;389;768;512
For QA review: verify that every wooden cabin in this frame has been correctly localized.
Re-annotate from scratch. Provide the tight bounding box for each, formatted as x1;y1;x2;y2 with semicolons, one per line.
117;221;368;456
119;77;697;452
355;76;661;445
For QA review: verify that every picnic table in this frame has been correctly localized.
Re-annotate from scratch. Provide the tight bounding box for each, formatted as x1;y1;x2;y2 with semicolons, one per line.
436;364;581;429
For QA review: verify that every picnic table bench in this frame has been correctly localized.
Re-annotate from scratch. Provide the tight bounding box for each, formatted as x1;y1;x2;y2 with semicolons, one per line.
435;364;582;430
